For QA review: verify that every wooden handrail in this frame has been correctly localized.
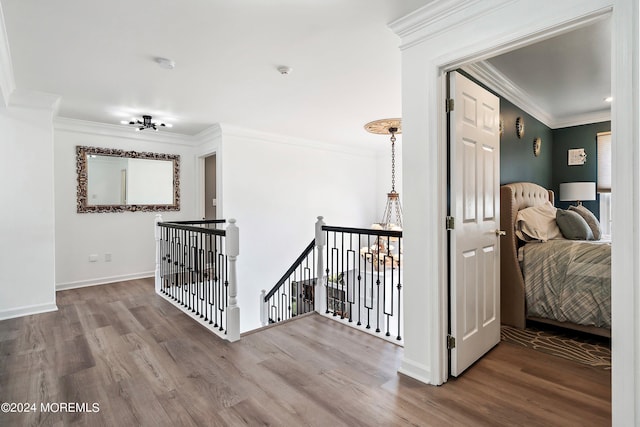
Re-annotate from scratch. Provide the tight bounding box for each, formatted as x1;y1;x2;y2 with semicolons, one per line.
264;239;316;302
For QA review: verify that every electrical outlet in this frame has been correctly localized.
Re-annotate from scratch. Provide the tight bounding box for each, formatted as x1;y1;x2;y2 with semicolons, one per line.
89;254;98;262
105;253;112;262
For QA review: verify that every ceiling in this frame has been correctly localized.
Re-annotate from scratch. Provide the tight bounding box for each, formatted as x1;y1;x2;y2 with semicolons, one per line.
483;16;611;128
1;1;611;146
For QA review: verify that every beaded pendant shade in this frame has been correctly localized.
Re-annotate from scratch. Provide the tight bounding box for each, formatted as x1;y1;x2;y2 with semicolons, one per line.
364;118;403;230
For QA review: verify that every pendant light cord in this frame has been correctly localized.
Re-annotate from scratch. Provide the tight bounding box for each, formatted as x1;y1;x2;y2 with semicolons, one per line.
390;128;397;193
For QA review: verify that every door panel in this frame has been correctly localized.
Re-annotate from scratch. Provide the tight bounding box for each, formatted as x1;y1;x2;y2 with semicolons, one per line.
449;71;501;377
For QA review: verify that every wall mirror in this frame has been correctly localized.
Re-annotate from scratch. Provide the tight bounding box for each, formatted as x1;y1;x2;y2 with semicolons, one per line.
76;146;180;213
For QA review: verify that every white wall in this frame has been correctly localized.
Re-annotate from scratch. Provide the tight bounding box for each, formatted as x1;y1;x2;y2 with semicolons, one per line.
0;92;59;319
209;125;380;332
54;120;198;289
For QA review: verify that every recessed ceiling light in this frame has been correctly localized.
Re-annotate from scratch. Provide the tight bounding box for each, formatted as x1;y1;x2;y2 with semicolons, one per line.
155;57;176;70
604;96;613;103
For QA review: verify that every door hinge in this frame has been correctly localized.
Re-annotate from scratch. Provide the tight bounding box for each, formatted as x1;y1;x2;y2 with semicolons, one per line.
446;216;455;230
445;98;455;113
447;335;456;349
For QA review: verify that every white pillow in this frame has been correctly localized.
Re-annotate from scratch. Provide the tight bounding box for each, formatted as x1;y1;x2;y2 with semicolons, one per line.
515;202;563;242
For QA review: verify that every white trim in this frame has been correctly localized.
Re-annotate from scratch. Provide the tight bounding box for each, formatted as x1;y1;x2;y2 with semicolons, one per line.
8;89;60;113
463;61;553;126
610;0;639;423
463;61;611;129
0;2;15;107
219;123;379;158
56;271;154;291
389;0;491;47
193;123;222;147
389;0;518;50
0;302;58;321
552;110;611;128
398;359;433;384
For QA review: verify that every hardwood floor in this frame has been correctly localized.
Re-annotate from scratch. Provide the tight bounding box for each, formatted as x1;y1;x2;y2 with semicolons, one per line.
0;278;610;426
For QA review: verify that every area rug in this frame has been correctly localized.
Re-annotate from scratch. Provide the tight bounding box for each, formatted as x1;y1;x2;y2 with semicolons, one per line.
501;325;611;370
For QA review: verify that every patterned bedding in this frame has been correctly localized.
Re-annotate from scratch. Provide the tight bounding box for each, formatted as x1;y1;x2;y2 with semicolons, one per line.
519;239;611;329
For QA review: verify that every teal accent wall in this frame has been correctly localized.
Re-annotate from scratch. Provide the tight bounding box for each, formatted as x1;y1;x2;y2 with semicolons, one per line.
456;69;609;219
500;98;553;188
551;121;611;218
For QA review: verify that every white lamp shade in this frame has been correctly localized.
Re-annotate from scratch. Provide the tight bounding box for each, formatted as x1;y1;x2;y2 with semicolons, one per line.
559;182;596;202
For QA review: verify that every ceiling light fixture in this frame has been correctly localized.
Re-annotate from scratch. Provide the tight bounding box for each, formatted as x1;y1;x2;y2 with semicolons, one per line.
604;96;613;103
121;115;171;131
365;118;403;230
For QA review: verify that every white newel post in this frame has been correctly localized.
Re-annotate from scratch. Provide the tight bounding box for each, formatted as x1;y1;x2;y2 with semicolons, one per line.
226;218;241;342
154;214;163;294
260;289;268;326
315;216;326;314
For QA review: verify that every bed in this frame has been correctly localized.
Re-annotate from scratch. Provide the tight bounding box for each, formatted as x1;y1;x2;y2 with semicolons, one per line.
500;182;611;337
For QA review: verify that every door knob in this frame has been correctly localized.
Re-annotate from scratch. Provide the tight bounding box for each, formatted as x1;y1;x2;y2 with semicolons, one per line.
495;229;506;236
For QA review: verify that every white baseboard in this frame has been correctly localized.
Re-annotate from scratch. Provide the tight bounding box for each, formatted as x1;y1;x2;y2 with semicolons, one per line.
56;271;154;291
0;302;58;321
398;358;433;385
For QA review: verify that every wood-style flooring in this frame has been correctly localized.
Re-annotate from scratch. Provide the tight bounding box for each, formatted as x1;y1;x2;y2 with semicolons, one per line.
0;278;610;426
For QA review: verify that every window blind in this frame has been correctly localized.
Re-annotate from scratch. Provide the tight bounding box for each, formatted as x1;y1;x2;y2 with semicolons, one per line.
597;131;612;193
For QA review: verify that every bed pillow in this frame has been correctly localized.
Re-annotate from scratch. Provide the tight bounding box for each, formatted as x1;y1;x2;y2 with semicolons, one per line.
515;202;563;242
568;205;602;240
556;209;593;240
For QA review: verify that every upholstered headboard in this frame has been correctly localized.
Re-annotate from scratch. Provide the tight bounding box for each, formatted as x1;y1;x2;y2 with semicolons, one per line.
500;182;554;328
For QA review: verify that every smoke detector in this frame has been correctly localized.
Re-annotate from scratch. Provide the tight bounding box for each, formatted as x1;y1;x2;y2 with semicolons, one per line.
277;66;292;75
155;57;176;70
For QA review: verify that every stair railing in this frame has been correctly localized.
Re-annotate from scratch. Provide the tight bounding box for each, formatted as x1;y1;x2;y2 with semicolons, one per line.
261;239;317;325
155;215;240;342
262;216;403;345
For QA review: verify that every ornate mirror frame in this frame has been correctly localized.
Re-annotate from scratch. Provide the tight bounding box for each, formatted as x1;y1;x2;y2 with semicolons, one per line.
76;145;180;213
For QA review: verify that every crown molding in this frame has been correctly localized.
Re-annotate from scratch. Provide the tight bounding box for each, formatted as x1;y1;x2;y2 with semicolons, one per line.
218;123;379;158
389;0;478;40
54;117;196;146
463;61;610;129
389;0;515;49
9;89;60;113
0;3;16;107
552;110;611;128
462;61;554;127
193;123;222;146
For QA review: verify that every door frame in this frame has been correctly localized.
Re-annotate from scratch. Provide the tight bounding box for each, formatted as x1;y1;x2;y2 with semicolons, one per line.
392;1;638;423
437;9;614;381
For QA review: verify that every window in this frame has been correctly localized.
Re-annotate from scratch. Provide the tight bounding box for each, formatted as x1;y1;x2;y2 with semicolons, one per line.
597;131;612;237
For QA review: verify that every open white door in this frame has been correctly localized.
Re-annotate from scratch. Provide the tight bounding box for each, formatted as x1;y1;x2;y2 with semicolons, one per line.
448;71;501;377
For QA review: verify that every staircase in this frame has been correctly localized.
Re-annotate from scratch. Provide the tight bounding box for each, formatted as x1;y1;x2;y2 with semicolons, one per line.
261;216;404;345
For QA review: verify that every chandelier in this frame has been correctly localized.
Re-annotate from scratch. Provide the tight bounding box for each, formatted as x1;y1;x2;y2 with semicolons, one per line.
121;115;172;131
361;118;403;270
364;118;403;230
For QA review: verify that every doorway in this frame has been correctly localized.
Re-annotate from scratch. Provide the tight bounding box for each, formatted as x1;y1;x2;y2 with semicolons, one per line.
446;17;612;378
204;154;217;219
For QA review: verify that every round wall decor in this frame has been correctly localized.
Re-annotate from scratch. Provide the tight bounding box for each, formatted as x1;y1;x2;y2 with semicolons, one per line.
533;137;542;157
516;117;525;139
